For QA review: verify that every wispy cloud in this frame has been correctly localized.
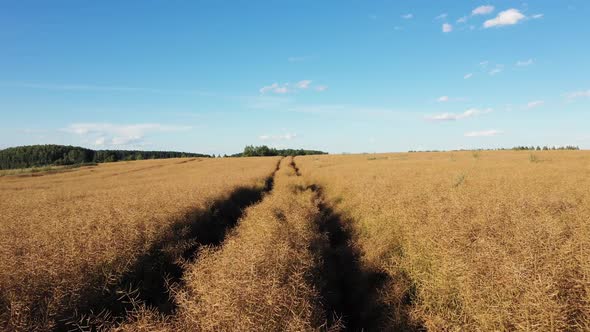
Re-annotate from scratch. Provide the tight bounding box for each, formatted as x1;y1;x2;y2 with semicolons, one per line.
425;108;492;121
442;23;453;33
435;13;448;20
63;123;191;147
489;68;502;75
472;5;495;15
0;82;212;96
464;129;502;137
489;64;504;75
464;73;473;79
260;83;289;94
516;59;534;66
259;133;297;141
457;16;468;23
525;100;545;109
532;14;544;19
437;96;467;102
402;13;413;19
565;89;590;100
295;80;312;89
260;80;324;94
484;9;526;28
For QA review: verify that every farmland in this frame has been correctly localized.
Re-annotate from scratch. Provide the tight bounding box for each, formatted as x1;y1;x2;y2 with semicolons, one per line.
1;151;589;331
298;151;590;331
0;157;279;330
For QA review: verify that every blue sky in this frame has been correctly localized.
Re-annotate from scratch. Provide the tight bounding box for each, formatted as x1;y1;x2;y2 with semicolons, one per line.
1;0;589;154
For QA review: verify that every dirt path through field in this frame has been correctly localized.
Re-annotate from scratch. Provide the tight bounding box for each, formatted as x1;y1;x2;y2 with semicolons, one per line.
64;157;398;331
288;158;393;330
57;159;282;331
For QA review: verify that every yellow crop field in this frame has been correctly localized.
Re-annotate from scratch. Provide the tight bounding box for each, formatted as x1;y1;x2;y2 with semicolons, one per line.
5;1;589;330
114;157;391;331
1;151;589;331
0;157;280;331
297;151;590;331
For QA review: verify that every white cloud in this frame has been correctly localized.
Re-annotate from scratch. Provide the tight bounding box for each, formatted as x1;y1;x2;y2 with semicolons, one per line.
532;14;544;19
464;73;473;79
259;133;297;141
442;23;453;33
260;80;323;94
472;5;495;15
402;13;413;19
464;129;502;137
437;96;468;102
259;83;289;94
457;16;468;23
480;60;489;67
435;13;448;20
489;65;504;75
64;123;191;147
274;86;288;94
565;90;590;100
525;100;545;109
484;9;526;28
425;108;493;121
315;85;328;92
296;80;312;89
516;59;534;66
111;136;143;146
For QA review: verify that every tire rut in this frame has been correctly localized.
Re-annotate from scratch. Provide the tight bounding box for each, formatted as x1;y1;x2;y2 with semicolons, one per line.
311;185;393;331
289;157;414;331
57;159;282;331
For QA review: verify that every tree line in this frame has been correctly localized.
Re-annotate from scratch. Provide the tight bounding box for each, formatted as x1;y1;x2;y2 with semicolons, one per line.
409;146;581;153
0;145;211;170
231;145;328;157
511;146;580;151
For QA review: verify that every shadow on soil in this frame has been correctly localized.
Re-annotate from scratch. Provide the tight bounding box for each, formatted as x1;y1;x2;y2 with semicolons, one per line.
56;160;280;331
289;157;301;176
307;183;423;331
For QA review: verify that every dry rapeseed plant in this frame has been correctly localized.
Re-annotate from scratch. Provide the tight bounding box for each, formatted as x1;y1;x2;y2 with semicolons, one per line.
3;151;589;331
297;150;590;331
118;157;333;331
0;157;279;331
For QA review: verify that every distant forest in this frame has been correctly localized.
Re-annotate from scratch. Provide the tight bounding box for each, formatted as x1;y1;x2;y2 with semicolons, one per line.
231;145;328;157
409;146;581;153
0;145;210;170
